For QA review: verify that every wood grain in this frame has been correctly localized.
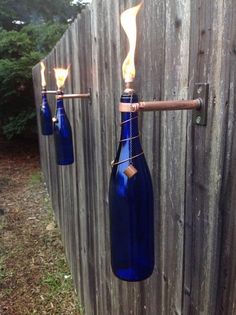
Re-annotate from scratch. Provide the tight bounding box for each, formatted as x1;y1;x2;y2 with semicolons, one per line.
32;1;236;314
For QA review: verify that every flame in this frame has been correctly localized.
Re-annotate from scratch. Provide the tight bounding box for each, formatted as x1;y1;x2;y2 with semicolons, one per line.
54;66;70;90
121;2;143;83
40;61;46;87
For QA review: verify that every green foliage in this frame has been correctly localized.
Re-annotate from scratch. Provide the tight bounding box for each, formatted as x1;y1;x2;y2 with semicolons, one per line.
0;27;44;138
0;0;86;30
2;110;37;139
22;23;68;54
0;29;32;58
0;0;86;139
0;53;40;120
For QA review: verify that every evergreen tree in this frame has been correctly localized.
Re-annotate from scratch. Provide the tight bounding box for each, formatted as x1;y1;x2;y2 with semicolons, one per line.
0;0;86;30
0;0;86;139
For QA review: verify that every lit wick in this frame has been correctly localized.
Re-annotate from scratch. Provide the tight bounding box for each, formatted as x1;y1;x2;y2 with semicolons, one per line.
54;66;70;95
40;61;46;93
54;66;91;100
121;2;143;91
40;62;57;94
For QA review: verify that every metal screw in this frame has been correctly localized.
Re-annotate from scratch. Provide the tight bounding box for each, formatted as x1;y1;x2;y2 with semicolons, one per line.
196;116;201;124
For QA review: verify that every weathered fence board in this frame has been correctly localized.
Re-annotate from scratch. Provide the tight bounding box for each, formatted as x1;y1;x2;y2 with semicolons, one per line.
33;1;236;314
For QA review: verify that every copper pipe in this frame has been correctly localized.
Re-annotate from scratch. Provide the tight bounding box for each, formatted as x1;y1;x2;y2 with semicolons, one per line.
119;99;202;112
45;90;57;94
57;93;90;100
41;88;57;94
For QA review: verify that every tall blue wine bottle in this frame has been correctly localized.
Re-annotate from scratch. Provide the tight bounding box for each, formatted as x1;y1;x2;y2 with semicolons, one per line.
53;94;74;165
109;92;154;281
40;91;53;135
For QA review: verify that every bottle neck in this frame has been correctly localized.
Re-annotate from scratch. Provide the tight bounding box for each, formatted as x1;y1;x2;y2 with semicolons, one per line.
42;94;48;105
120;92;139;140
56;98;65;113
120;112;139;139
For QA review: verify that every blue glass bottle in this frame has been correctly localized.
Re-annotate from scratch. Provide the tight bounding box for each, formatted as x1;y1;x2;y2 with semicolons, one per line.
109;92;154;281
40;91;53;135
53;94;74;165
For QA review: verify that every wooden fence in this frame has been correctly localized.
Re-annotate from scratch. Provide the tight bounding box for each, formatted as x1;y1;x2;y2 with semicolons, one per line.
32;0;236;314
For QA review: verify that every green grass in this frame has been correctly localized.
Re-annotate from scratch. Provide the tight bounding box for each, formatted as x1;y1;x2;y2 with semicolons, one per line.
0;167;84;314
41;254;83;311
38;175;84;314
0;217;5;231
0;256;6;281
29;171;42;185
42;258;71;294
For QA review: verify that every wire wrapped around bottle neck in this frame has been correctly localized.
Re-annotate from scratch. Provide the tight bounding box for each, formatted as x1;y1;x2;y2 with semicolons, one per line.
111;151;144;167
111;93;143;169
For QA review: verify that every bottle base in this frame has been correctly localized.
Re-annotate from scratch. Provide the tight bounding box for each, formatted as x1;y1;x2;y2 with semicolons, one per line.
112;265;154;282
42;131;53;136
57;159;74;165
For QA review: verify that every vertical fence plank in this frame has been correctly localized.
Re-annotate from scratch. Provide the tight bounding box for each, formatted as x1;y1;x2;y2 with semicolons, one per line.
214;1;236;314
158;0;191;313
186;0;235;314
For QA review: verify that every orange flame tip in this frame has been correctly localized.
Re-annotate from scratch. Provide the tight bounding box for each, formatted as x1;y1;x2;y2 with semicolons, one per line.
121;2;143;83
54;66;70;90
40;61;46;88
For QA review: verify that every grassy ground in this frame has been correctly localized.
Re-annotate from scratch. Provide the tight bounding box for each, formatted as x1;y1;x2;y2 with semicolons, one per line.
0;139;83;315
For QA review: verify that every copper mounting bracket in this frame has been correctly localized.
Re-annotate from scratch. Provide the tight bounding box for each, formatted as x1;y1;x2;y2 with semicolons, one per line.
119;99;201;112
192;83;209;126
119;83;209;126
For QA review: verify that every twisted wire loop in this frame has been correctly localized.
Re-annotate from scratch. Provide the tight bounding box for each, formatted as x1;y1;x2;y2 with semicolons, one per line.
129;94;133;165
